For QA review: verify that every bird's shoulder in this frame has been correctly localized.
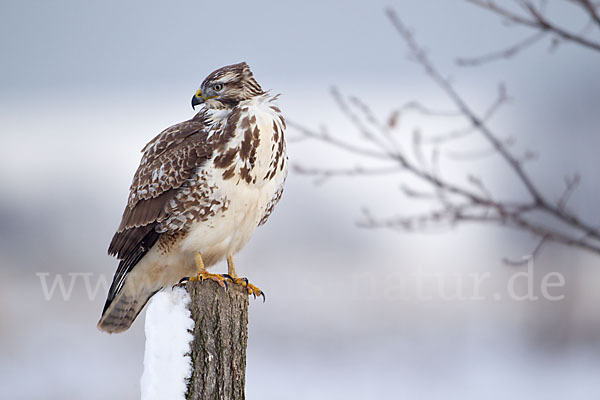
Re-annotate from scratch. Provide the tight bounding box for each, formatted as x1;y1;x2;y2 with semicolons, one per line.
128;112;211;208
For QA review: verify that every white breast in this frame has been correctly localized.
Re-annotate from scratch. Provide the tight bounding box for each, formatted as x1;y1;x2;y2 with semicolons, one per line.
179;94;288;267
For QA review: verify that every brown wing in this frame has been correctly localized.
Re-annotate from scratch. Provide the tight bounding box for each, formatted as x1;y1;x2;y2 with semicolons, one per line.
103;112;211;312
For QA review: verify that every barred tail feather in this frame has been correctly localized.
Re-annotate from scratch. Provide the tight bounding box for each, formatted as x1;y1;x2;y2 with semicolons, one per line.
97;285;159;334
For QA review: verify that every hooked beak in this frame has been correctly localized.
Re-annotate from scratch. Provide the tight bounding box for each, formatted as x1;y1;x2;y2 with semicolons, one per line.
191;89;203;110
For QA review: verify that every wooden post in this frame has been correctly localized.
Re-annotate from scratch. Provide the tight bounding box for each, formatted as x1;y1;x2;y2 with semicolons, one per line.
185;279;249;400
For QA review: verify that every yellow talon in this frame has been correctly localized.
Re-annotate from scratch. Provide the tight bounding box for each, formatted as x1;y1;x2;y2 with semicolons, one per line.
227;255;266;301
190;253;228;288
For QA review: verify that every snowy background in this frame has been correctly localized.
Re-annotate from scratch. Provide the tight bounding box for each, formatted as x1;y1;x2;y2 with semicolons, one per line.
1;0;600;399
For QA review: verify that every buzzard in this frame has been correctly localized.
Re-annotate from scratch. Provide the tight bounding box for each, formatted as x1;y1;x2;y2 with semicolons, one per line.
98;62;287;333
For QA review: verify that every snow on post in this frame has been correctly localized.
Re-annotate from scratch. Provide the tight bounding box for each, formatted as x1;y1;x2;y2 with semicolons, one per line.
140;280;249;399
140;286;194;400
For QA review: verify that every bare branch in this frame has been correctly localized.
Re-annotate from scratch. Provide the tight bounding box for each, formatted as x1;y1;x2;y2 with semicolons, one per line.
288;121;391;160
467;174;494;201
387;9;600;241
386;8;546;204
293;164;403;185
503;234;549;265
399;184;437;200
572;0;600;28
292;5;600;262
457;31;547;66
388;101;463;123
466;0;600;52
557;173;581;211
443;137;516;161
427;83;510;145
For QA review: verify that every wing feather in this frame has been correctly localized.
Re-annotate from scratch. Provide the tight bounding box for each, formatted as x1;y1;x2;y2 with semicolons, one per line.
104;112;211;310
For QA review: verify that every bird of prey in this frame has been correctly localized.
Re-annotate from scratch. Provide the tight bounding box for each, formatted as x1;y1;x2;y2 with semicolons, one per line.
97;62;287;333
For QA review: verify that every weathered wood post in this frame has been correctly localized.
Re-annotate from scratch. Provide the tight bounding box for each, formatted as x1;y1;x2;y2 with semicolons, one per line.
185;279;249;399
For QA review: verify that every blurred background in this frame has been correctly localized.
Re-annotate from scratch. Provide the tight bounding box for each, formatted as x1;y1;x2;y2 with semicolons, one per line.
1;0;600;398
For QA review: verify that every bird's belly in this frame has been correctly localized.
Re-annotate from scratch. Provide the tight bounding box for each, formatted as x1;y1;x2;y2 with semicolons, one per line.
178;179;277;267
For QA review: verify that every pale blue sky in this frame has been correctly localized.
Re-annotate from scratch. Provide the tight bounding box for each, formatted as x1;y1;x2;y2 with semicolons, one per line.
0;0;541;89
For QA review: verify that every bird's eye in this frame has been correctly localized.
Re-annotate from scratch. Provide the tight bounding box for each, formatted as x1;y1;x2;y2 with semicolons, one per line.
213;83;224;91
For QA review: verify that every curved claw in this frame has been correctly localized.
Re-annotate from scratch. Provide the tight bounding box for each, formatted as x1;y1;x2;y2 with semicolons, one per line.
173;276;190;288
229;276;265;302
248;286;266;302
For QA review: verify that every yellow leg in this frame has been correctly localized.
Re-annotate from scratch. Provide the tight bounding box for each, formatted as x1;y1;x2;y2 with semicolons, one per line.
227;255;237;277
195;253;206;275
189;253;229;288
227;255;265;301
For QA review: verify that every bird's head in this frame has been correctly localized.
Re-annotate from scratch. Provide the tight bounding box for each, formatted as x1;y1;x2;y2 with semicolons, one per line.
191;62;264;110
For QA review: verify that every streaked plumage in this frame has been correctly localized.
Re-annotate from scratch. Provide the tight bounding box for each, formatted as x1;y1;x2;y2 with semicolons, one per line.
98;62;287;333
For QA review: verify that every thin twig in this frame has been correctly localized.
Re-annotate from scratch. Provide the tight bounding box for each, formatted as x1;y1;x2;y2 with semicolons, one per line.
503;234;549;265
457;31;547;66
467;0;600;52
292;165;403;185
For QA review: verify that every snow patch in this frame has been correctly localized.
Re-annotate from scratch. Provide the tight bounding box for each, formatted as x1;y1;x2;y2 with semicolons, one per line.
140;286;194;400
